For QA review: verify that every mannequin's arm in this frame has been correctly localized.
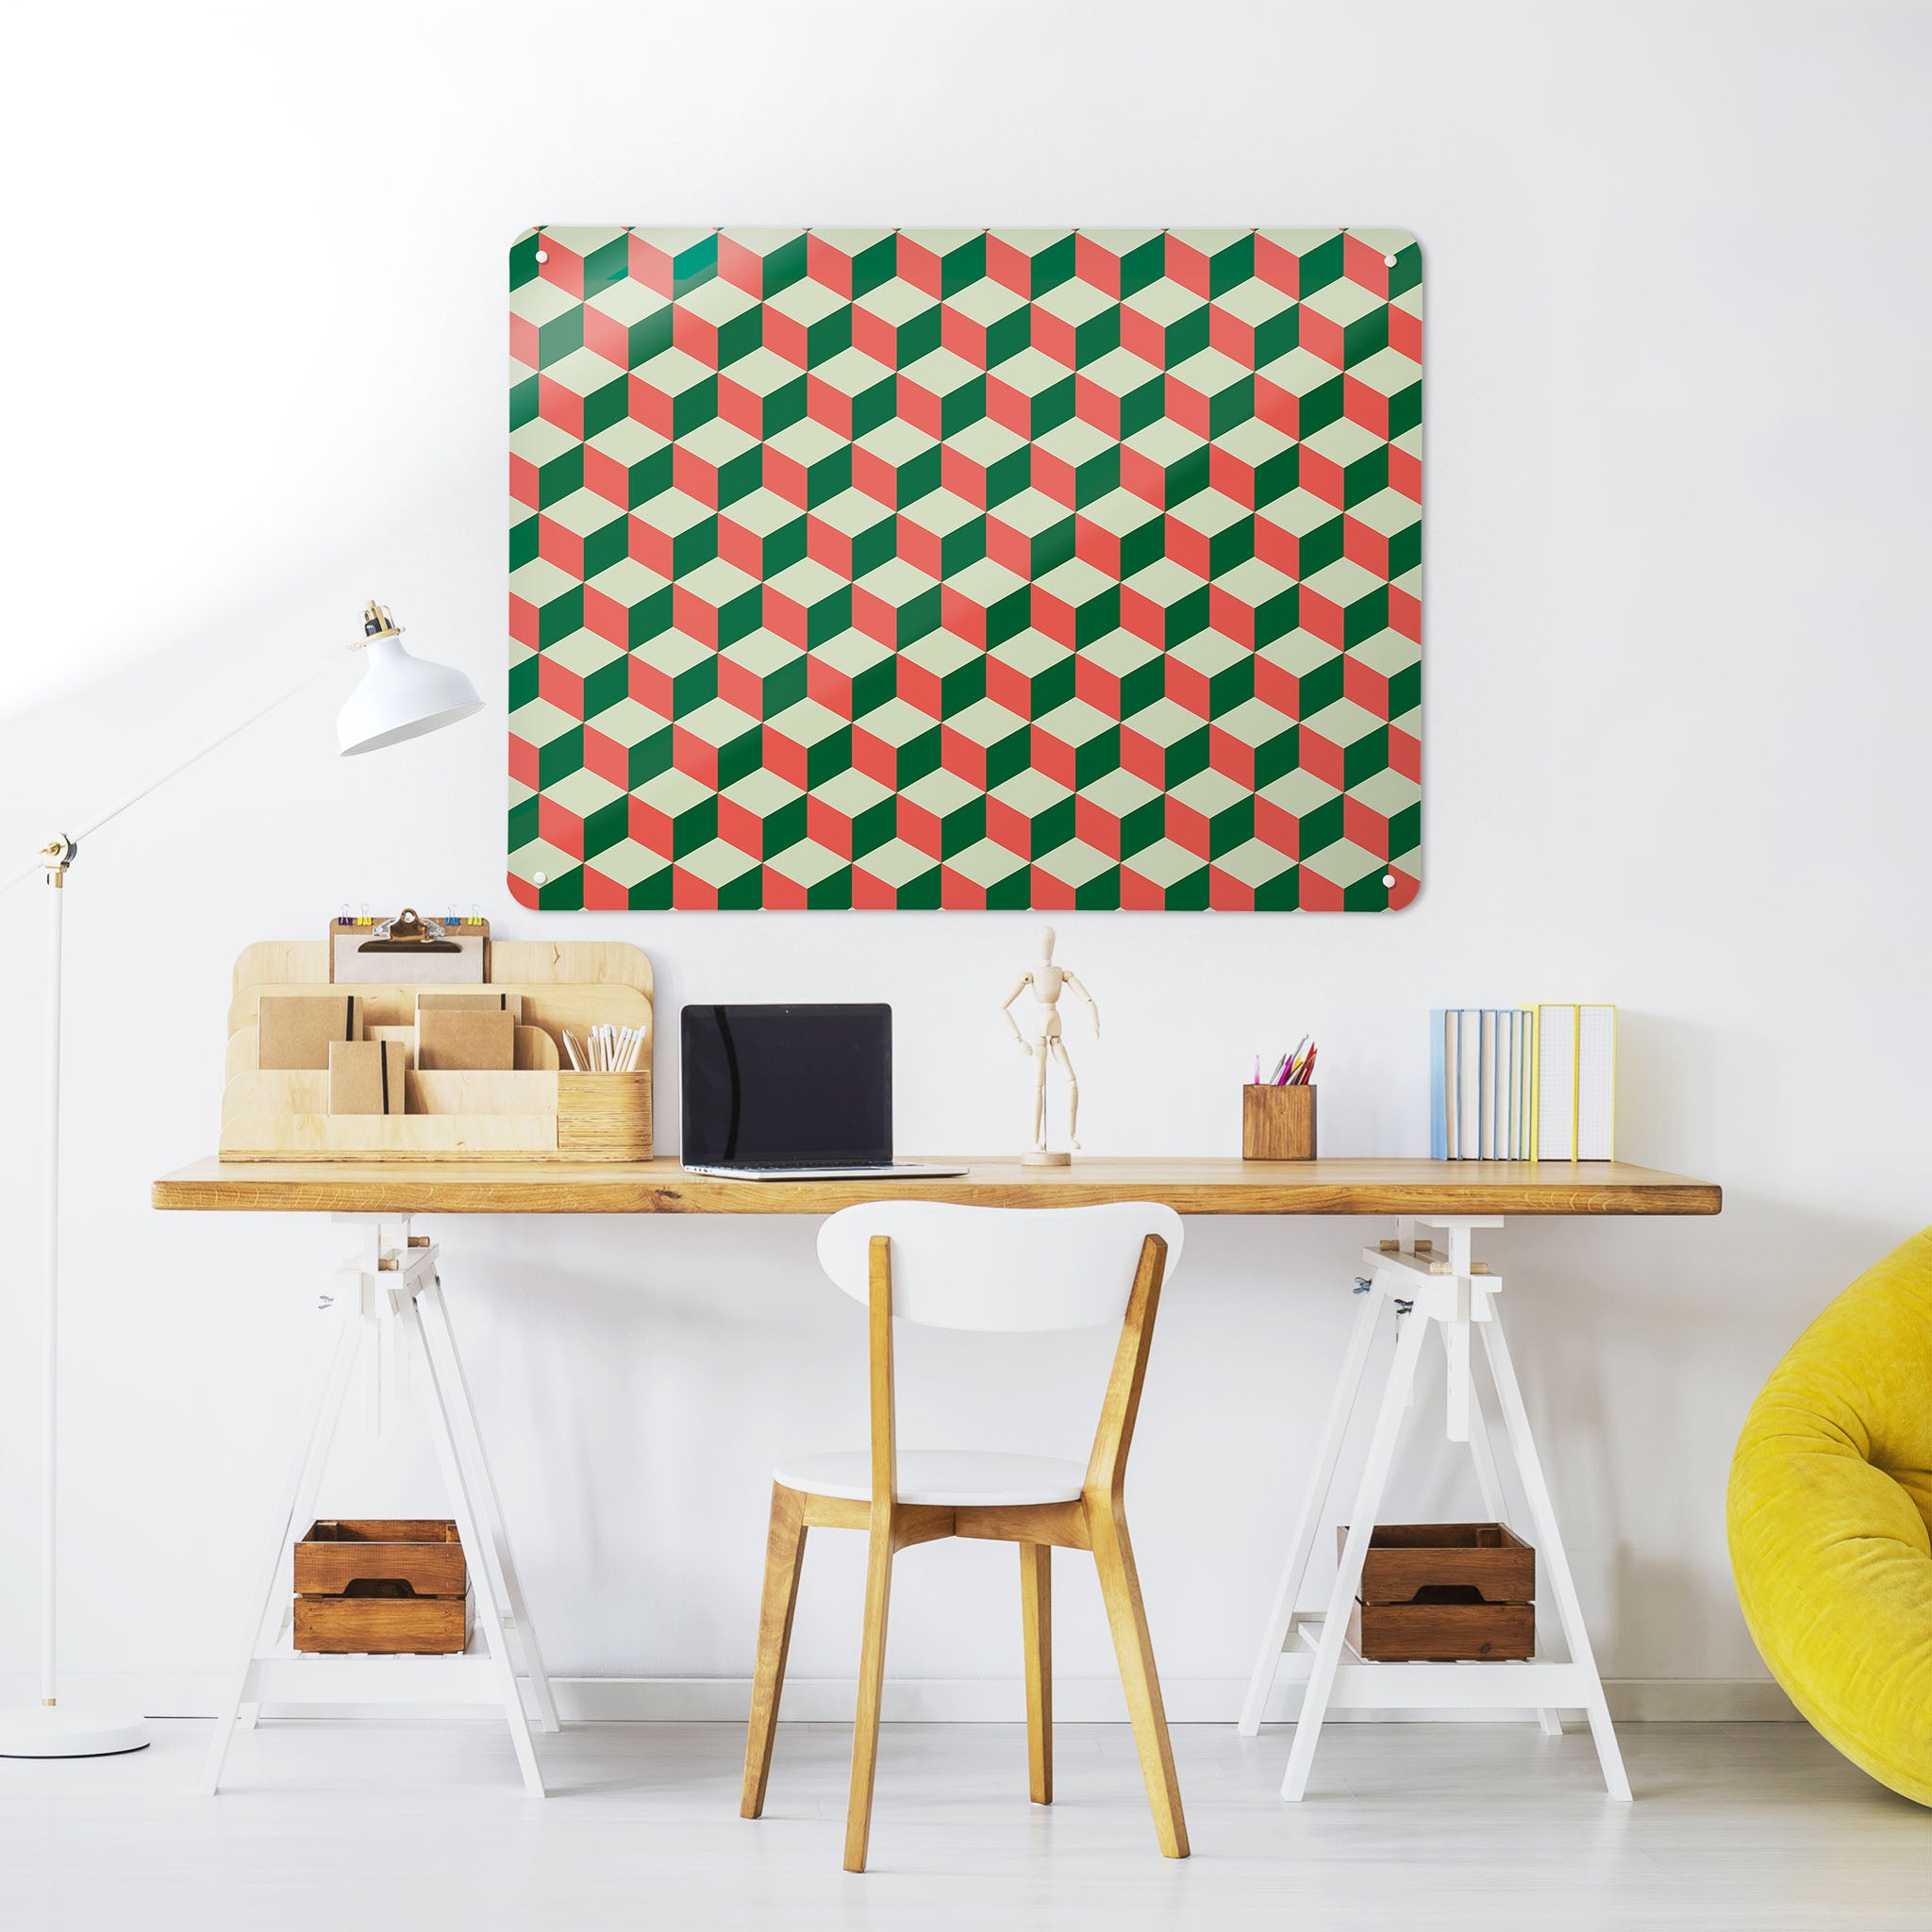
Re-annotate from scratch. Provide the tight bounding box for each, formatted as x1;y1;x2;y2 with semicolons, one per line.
1062;971;1101;1039
999;974;1034;1047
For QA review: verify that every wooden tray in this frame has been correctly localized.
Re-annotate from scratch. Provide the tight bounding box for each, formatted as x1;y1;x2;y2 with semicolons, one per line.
1345;1522;1535;1605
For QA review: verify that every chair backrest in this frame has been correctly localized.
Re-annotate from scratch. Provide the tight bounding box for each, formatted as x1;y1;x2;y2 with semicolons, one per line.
816;1201;1185;1331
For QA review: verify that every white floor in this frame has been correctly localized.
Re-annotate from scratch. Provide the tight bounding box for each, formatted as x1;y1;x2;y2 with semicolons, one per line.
3;1718;1926;1930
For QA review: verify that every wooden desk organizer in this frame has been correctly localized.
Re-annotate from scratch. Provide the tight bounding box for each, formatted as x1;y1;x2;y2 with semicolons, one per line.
220;939;652;1161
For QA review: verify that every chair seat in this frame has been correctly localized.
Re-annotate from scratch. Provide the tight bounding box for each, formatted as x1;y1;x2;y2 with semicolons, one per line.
774;1449;1088;1507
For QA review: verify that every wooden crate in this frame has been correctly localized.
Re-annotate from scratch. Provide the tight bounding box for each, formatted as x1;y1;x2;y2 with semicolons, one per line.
1341;1522;1535;1661
293;1519;470;1655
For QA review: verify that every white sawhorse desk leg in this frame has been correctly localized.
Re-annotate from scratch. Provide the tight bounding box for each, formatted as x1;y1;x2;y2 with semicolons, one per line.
1240;1218;1629;1803
200;1218;558;1797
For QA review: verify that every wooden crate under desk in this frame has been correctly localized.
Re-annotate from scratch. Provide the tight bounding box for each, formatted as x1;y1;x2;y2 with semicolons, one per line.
219;937;654;1162
293;1519;470;1656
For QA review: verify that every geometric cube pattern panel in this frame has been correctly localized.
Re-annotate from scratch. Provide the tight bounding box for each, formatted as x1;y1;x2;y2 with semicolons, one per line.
508;227;1421;909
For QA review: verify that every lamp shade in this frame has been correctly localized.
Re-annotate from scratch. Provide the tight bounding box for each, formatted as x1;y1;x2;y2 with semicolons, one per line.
337;633;485;756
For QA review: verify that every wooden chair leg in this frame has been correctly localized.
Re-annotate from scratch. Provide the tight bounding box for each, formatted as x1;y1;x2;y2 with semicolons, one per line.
1020;1541;1053;1805
843;1523;895;1873
1090;1503;1189;1858
741;1483;808;1820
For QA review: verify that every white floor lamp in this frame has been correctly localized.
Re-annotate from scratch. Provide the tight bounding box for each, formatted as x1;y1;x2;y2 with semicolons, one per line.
0;602;482;1757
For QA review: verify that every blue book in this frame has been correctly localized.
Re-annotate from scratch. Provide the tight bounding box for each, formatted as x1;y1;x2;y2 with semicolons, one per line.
1429;1009;1448;1159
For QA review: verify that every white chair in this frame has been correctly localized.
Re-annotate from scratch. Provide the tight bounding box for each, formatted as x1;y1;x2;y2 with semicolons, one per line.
739;1201;1189;1871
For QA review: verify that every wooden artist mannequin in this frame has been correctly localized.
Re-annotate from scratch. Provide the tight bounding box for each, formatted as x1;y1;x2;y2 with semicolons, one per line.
1000;926;1100;1165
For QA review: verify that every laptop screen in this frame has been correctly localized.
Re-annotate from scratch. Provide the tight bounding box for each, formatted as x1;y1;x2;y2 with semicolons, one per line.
680;1004;892;1167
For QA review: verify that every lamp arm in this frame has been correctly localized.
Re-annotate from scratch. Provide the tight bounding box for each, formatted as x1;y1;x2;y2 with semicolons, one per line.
0;648;341;896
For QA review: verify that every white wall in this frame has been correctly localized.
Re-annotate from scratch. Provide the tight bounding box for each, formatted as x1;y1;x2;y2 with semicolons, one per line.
2;0;1928;1713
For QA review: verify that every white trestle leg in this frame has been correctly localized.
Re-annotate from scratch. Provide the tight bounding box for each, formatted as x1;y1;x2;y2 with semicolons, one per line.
1240;1217;1628;1801
199;1217;556;1797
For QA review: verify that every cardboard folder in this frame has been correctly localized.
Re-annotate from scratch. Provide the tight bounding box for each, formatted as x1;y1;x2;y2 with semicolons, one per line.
417;1008;516;1072
258;992;362;1071
328;1039;407;1115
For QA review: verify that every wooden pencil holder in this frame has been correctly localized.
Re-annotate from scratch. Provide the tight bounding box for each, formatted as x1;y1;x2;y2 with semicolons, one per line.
1242;1083;1317;1160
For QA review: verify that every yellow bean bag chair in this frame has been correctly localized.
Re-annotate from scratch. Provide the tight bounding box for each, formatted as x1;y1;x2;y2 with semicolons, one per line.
1728;1225;1932;1805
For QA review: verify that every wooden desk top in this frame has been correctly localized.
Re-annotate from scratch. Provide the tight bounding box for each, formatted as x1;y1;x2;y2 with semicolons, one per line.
152;1156;1721;1218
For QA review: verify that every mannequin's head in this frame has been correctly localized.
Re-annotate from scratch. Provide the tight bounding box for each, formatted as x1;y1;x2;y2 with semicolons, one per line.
1039;925;1057;960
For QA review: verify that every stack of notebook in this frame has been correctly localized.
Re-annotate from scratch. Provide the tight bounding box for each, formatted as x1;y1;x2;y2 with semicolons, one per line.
1429;1006;1617;1161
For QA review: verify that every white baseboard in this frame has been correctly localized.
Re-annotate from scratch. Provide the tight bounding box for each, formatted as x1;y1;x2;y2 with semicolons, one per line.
0;1671;1800;1724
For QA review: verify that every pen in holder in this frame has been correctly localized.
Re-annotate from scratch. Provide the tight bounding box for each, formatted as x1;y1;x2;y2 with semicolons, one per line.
1243;1083;1317;1160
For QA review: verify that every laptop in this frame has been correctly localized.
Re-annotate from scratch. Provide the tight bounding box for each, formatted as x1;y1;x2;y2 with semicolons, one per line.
679;1003;967;1181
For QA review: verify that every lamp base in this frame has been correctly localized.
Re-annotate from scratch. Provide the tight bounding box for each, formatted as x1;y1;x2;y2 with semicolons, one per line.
0;1704;150;1758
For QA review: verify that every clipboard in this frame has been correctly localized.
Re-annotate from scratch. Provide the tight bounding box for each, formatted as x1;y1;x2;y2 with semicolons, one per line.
329;908;489;985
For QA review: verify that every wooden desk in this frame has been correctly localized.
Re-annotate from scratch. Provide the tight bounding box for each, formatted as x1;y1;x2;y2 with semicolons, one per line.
153;1155;1720;1219
156;1153;1717;1804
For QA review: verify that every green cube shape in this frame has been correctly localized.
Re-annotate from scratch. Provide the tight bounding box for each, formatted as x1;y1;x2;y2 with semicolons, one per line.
1302;419;1390;508
1035;558;1121;646
546;489;632;577
544;628;631;715
1213;276;1298;364
544;346;629;438
513;697;583;787
988;767;1075;855
900;488;987;575
946;277;1033;366
585;696;675;787
1077;347;1166;439
1078;629;1166;716
855;558;941;645
943;696;1032;789
585;277;673;366
1260;768;1344;854
769;417;856;506
1081;767;1166;855
1169;489;1254;575
987;629;1076;718
1033;418;1120;507
1079;490;1165;578
811;766;897;857
811;489;898;577
510;558;583;646
1301;276;1390;365
510;275;583;365
586;418;673;508
1303;557;1391;644
900;768;986;858
634;488;718;576
767;276;853;364
631;628;718;712
1122;419;1209;506
1172;766;1255;856
1034;278;1121;363
721;768;808;855
944;556;1032;646
899;631;986;714
1170;630;1255;712
944;418;1032;507
1122;558;1209;645
1306;697;1391;786
810;346;897;437
636;768;719;856
511;418;585;508
633;346;718;437
1031;839;1121;911
1122;697;1209;787
987;347;1075;436
1257;347;1343;435
508;641;539;710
